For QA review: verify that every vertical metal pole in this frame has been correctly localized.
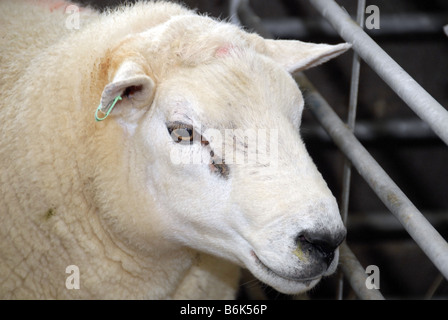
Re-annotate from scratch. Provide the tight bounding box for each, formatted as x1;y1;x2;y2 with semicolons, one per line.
337;0;365;300
229;0;242;26
424;273;444;299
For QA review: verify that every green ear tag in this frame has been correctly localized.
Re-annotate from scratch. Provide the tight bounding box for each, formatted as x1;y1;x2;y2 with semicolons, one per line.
95;95;122;122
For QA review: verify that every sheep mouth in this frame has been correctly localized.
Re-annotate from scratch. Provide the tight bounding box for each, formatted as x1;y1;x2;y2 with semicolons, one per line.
250;250;321;286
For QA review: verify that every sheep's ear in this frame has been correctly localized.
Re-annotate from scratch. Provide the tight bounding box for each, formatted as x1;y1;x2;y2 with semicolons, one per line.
260;39;351;74
98;60;155;120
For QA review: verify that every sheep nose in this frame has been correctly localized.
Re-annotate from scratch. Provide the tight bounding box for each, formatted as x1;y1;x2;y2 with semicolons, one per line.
296;230;346;268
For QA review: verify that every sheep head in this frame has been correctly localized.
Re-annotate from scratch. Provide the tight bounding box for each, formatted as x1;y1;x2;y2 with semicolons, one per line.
93;14;349;295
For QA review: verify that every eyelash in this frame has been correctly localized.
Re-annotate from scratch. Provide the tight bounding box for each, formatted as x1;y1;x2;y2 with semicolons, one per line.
166;121;195;145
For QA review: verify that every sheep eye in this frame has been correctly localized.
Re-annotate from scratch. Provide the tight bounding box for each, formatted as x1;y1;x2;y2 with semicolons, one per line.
166;121;229;178
167;121;194;145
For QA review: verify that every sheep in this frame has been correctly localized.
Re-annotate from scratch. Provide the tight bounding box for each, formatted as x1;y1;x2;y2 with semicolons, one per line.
0;0;350;299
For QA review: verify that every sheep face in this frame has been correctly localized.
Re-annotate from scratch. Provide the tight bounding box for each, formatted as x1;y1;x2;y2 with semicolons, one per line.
97;16;349;294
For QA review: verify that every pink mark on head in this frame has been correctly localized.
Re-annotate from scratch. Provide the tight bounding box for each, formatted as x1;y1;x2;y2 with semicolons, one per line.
215;44;237;58
48;1;68;12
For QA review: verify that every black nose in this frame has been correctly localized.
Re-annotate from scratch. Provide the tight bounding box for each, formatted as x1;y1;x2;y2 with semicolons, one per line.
297;230;346;267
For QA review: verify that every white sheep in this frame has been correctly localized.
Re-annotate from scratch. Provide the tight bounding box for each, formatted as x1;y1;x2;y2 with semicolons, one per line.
0;0;350;299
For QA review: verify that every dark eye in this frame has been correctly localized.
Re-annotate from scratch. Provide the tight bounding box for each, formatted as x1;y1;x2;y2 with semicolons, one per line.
166;121;230;179
166;121;194;145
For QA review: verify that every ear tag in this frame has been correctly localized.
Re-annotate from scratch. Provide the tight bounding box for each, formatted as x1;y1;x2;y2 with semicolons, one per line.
95;95;122;122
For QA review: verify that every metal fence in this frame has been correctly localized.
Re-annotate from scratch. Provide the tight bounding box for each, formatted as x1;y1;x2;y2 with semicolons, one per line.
230;0;448;300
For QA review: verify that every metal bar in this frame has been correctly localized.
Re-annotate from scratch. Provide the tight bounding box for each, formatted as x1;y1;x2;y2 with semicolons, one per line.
337;0;365;300
295;72;448;280
424;273;445;299
234;0;272;38
308;0;448;146
339;242;385;300
229;0;242;26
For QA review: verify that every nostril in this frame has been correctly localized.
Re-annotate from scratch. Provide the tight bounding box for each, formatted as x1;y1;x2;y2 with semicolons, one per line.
297;234;309;244
296;231;345;268
311;240;336;267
